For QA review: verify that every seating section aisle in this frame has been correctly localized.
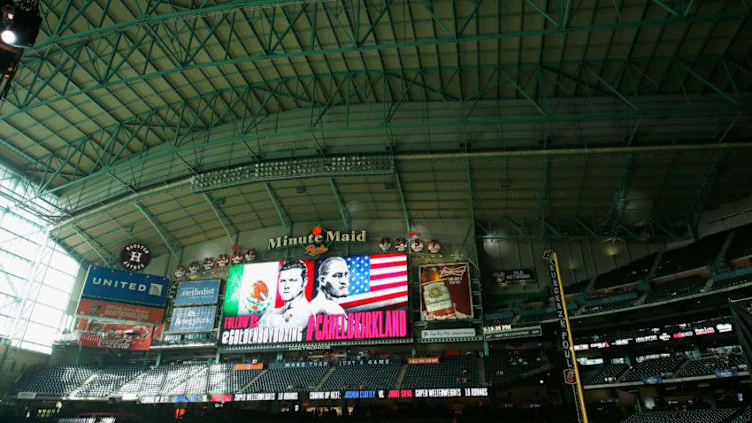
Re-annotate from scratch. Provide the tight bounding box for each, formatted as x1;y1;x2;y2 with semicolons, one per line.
241;367;328;393
322;363;400;391
401;356;478;389
484;351;547;386
118;364;207;396
73;365;144;398
15;365;96;397
644;275;706;304
208;364;262;394
620;408;737;423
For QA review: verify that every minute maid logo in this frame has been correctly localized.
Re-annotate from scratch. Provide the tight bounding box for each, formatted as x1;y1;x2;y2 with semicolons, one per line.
91;277;163;296
267;225;367;257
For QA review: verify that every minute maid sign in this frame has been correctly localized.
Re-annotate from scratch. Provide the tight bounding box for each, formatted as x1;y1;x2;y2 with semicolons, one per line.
82;266;168;307
268;225;367;257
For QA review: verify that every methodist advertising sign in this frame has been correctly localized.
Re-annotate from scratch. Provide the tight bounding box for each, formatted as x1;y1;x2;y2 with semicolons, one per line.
419;263;473;320
77;318;158;350
77;299;163;324
82;266;168;307
219;253;408;346
175;280;220;306
169;306;216;333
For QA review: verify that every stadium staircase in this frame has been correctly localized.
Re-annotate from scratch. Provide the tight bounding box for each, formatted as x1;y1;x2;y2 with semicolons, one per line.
395;363;409;388
633;292;648;306
167;365;209;394
314;367;336;390
648;250;665;279
67;372;99;399
717;231;736;264
237;369;267;393
704;278;715;291
476;356;486;386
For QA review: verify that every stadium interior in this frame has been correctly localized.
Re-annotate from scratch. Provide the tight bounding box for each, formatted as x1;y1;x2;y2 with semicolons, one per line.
0;1;752;423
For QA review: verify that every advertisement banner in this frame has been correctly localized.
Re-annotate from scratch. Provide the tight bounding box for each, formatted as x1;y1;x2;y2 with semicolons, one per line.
421;328;475;339
76;299;164;324
493;269;535;285
219;253;409;346
76;318;157;350
408;357;439;364
169;306;216;333
82;266;168;306
419;263;473;320
175;280;221;306
234;363;264;370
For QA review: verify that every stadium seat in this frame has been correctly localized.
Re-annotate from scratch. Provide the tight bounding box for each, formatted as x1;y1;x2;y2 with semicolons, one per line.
401;355;478;389
621;408;738;423
14;365;96;397
583;363;629;385
73;364;145;398
242;367;328;393
321;362;401;390
621;355;688;382
644;275;707;304
484;350;547;386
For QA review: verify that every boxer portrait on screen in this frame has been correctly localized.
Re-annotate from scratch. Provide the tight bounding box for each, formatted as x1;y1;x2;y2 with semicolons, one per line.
257;260;312;328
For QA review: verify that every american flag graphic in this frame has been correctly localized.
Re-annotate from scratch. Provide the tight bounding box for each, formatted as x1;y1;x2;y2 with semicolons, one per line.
338;253;408;312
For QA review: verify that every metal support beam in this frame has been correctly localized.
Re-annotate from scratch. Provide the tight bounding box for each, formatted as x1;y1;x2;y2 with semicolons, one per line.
691;152;725;220
203;193;237;245
133;201;180;258
393;169;411;234
611;154;636;235
71;224;113;266
462;160;476;248
264;182;290;232
329;178;350;229
540;159;550;237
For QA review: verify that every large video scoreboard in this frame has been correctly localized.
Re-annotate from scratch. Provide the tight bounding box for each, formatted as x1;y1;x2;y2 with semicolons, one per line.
219;253;409;347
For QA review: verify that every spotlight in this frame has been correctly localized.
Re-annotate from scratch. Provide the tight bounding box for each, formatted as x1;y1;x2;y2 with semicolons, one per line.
1;29;14;44
0;1;42;49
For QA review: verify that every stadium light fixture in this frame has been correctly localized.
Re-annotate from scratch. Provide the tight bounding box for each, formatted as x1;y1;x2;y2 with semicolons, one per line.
192;155;394;193
0;1;42;101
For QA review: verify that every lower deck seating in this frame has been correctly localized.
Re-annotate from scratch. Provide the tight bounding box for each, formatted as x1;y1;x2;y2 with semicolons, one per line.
208;363;262;393
484;351;547;386
401;355;478;388
322;363;400;390
15;365;96;397
242;367;328;393
74;364;144;398
621;408;737;423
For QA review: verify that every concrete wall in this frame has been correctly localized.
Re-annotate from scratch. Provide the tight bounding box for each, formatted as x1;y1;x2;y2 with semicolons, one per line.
0;344;48;396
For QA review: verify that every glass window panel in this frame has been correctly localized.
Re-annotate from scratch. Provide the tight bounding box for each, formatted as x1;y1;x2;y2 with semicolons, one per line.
50;251;79;276
19;341;51;354
23;322;59;346
30;303;64;327
42;268;75;292
36;286;69;310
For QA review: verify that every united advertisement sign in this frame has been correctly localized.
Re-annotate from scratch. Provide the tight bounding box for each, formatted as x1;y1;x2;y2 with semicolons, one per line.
82;266;168;307
219;253;408;346
175;280;220;306
170;306;216;333
77;299;164;324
